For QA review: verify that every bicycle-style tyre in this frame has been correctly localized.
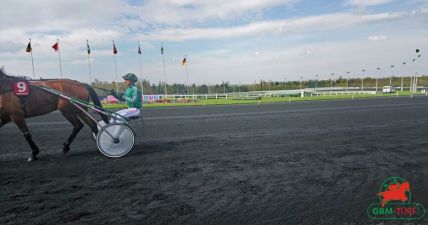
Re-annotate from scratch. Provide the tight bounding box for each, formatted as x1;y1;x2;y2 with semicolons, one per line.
96;123;135;158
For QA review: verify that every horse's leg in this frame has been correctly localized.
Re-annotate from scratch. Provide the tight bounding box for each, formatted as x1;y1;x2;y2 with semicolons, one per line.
0;117;10;128
76;110;98;134
10;115;39;161
60;110;84;154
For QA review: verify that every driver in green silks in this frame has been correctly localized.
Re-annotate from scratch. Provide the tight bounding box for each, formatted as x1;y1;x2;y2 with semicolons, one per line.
111;73;142;120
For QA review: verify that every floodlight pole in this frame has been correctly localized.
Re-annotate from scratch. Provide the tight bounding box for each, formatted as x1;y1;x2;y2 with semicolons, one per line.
411;58;416;93
401;62;406;92
238;82;241;94
377;68;381;92
315;75;318;91
346;72;350;89
284;78;287;90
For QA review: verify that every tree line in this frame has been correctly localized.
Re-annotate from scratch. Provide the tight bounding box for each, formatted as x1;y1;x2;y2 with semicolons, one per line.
92;75;427;95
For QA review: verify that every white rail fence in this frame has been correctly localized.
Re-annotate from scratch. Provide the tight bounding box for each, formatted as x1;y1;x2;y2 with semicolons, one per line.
141;87;389;101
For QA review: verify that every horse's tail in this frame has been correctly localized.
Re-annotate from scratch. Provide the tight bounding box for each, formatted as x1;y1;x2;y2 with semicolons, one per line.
86;85;109;124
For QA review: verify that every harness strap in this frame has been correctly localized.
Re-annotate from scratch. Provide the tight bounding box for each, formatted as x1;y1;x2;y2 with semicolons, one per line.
18;96;28;117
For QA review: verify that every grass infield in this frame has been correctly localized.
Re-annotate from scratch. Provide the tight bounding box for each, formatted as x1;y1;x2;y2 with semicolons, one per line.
102;91;427;109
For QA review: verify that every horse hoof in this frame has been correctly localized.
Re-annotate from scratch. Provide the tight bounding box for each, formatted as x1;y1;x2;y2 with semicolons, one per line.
27;156;38;162
63;145;70;154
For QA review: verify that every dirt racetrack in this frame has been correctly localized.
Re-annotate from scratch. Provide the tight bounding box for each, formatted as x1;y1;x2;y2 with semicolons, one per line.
1;96;428;225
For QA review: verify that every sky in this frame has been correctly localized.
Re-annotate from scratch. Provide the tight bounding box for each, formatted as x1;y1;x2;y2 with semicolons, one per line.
0;0;427;85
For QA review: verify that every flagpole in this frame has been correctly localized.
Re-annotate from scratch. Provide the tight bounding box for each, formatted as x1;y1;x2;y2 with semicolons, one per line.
185;55;190;96
138;40;144;96
29;38;35;79
161;42;168;97
57;38;63;78
86;40;92;84
113;40;119;93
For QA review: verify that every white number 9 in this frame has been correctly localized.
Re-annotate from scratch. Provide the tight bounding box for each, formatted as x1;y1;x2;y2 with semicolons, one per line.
17;82;27;92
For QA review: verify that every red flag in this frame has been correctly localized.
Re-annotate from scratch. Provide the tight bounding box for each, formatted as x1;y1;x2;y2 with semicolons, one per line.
113;43;117;54
52;41;59;52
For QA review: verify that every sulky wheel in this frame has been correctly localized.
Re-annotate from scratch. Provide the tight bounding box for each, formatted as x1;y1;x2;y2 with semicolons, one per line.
96;123;135;158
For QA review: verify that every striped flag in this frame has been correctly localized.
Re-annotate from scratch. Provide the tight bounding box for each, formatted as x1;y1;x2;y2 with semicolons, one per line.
86;40;91;54
26;41;32;53
181;55;187;66
161;43;164;55
113;43;117;54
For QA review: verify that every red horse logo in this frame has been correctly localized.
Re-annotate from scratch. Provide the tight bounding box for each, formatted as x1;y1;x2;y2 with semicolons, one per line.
377;182;410;207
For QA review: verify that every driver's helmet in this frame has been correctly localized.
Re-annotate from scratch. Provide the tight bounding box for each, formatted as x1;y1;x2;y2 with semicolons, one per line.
122;73;138;83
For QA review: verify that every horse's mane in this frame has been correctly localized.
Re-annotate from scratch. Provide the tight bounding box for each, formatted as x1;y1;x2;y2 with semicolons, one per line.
0;68;6;77
0;68;18;80
0;69;84;87
0;69;33;81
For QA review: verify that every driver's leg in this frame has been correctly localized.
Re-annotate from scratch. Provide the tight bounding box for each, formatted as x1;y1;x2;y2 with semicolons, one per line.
111;108;130;123
121;108;140;118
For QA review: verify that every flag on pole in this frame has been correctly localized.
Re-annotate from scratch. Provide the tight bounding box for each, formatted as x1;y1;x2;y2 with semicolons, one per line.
138;45;142;55
86;40;93;83
52;41;59;52
86;41;91;54
161;43;164;55
27;38;35;79
52;38;63;77
181;55;187;66
26;41;32;53
113;42;117;54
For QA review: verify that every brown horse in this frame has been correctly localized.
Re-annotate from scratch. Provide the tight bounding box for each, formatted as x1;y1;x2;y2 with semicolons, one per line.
0;69;108;161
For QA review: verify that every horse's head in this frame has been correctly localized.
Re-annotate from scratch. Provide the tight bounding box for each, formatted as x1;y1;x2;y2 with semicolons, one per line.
400;182;410;192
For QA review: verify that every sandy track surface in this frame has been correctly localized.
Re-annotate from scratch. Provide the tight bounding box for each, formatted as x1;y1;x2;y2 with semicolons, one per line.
1;97;428;224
